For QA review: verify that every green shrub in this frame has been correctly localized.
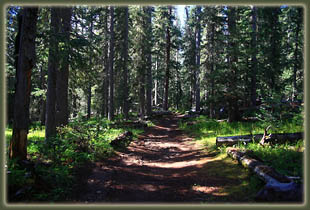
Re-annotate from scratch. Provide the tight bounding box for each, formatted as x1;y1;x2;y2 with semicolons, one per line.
6;116;144;202
181;115;304;179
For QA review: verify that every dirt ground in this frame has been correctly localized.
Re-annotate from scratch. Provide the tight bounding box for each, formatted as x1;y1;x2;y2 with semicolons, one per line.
73;114;259;204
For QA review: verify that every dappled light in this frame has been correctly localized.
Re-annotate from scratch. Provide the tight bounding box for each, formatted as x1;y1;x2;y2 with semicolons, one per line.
75;114;262;203
5;4;304;204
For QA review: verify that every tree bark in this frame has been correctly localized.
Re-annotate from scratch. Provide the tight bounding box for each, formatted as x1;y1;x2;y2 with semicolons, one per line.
216;132;303;147
139;73;145;118
154;57;158;106
87;18;93;120
56;7;71;126
9;7;38;160
250;6;258;107
72;93;78;118
102;7;109;118
292;8;301;101
123;7;129;119
195;6;201;112
108;6;115;121
269;8;280;95
40;65;46;125
163;6;172;111
146;7;153;116
176;51;182;110
87;83;91;119
227;7;240;122
209;22;215;118
45;8;60;141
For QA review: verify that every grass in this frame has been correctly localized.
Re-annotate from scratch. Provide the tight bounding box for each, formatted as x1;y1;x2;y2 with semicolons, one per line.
239;141;304;178
197;155;265;202
6;117;144;202
180;114;304;200
179;115;303;150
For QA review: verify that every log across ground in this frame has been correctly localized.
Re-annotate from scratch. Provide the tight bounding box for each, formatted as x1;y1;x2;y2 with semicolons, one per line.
74;114;265;203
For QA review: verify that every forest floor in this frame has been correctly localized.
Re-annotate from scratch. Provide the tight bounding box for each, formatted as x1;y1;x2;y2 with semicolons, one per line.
72;114;260;204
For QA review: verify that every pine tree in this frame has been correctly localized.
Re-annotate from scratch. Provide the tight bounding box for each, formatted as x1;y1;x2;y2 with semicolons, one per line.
56;7;72;125
108;6;115;120
9;7;38;159
45;8;60;141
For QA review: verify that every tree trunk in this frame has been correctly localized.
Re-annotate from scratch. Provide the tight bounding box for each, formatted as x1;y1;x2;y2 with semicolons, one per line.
108;6;115;121
216;132;303;147
87;83;91;119
269;8;280;95
9;7;38;160
87;19;93;120
154;57;158;106
45;8;60;141
227;7;240;122
72;93;78;118
146;7;153;116
40;65;46;125
292;8;301;101
209;22;215;118
163;6;172;111
102;8;109;118
123;7;129;119
139;72;145;118
176;51;181;110
195;6;201;112
56;7;71;126
250;6;258;107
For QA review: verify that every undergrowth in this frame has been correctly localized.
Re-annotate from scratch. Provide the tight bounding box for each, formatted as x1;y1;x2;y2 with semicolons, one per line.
179;115;303;149
239;141;304;178
6;117;144;202
180;114;304;191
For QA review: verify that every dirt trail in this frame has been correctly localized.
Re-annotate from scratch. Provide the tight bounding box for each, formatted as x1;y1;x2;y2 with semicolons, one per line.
74;114;251;203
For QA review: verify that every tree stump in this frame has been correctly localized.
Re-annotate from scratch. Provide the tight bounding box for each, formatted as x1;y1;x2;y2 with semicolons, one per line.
110;131;133;148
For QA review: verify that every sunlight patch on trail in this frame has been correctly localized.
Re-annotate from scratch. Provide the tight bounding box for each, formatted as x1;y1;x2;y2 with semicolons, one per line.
192;186;227;196
142;156;219;168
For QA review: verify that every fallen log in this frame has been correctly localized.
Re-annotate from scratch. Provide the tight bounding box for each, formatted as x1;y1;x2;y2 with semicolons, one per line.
226;147;303;202
216;132;303;147
110;131;133;148
255;181;303;202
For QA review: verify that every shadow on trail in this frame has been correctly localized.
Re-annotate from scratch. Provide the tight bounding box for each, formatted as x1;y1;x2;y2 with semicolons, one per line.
76;114;253;203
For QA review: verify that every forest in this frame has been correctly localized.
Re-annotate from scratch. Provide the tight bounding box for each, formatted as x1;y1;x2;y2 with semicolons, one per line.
5;5;304;203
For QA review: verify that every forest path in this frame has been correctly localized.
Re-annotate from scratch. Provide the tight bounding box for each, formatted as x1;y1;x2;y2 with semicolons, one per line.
74;114;250;203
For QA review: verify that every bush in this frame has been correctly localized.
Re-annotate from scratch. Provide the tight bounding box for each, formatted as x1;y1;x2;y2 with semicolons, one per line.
6;116;144;202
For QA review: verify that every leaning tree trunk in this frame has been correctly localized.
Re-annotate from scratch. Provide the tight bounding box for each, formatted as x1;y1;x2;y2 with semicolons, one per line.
56;7;71;126
9;7;38;160
45;8;60;141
